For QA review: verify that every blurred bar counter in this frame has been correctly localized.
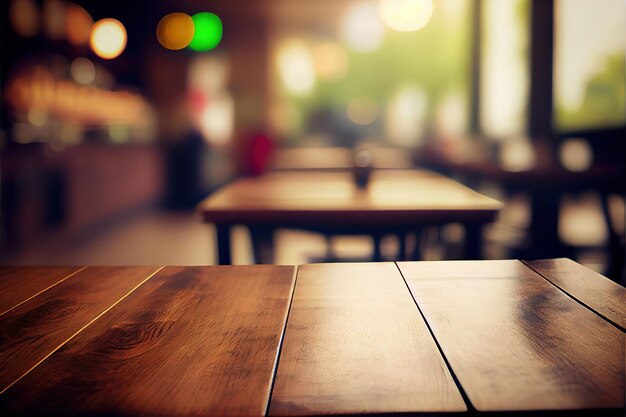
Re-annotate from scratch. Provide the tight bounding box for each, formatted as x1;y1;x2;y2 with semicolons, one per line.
1;143;164;255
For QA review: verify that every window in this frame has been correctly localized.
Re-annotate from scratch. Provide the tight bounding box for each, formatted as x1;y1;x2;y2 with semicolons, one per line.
554;0;626;131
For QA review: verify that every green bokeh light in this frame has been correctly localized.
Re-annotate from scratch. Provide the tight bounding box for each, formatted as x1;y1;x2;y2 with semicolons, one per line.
189;12;222;51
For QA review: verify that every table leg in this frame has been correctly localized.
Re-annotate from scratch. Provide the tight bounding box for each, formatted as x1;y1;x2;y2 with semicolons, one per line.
600;192;625;283
465;222;483;260
528;188;567;259
249;226;275;264
215;224;232;265
398;232;407;261
373;233;382;262
410;228;423;261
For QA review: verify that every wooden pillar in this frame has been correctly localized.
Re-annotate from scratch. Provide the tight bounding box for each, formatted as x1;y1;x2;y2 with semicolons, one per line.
526;0;564;259
528;0;554;140
469;0;482;135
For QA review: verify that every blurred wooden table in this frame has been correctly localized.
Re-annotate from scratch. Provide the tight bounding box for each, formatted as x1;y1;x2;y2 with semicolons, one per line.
199;170;503;264
415;143;626;280
0;260;623;416
268;146;414;171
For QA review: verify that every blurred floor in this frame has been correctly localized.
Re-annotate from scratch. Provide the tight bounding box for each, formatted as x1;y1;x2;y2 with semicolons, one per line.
4;209;376;266
6;210;214;266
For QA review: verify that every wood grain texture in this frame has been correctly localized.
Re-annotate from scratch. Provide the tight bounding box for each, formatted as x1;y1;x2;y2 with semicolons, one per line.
525;258;626;330
0;266;84;316
0;266;160;393
2;265;296;417
398;260;625;412
200;170;502;225
269;262;466;416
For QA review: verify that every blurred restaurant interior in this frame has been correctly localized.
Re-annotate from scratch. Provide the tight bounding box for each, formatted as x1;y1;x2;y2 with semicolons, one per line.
0;0;624;282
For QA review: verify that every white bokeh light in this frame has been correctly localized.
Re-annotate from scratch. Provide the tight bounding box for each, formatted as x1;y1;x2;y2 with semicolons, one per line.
200;94;234;146
276;40;315;94
380;0;433;32
385;86;428;146
341;1;385;53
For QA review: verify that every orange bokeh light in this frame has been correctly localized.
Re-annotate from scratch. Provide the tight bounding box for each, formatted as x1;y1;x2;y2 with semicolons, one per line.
157;13;194;50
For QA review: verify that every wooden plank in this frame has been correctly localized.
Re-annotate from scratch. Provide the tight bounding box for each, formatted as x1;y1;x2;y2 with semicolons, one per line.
399;260;625;413
269;263;466;416
525;258;625;330
0;266;161;394
1;265;296;417
0;266;84;316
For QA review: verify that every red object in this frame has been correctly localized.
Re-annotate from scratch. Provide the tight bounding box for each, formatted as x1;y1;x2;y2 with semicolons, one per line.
247;133;274;176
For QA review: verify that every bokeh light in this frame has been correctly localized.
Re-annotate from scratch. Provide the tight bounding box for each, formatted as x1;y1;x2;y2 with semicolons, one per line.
70;57;96;85
380;0;434;32
312;41;349;82
188;55;229;94
90;18;127;59
434;91;467;138
276;40;315;95
65;3;93;46
189;12;223;51
559;138;593;172
157;13;194;50
27;107;49;126
9;0;40;37
385;86;427;146
354;148;373;168
347;96;379;125
341;2;385;53
499;136;536;172
199;95;234;146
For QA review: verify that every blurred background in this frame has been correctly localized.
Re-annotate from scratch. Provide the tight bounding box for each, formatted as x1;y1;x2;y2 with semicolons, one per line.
1;0;624;281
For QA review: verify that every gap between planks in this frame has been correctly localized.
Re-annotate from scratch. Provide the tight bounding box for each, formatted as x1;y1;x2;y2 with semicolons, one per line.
521;260;625;332
0;267;88;318
393;261;475;412
264;265;299;417
0;266;165;396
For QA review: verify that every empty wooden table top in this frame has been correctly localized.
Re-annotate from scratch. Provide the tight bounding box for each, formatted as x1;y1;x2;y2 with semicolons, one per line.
0;260;623;416
199;170;503;225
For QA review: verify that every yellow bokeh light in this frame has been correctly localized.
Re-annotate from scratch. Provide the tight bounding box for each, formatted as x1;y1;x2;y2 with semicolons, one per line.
380;0;433;32
347;96;379;125
157;13;194;50
499;136;536;172
559;138;593;172
90;18;127;59
312;41;349;82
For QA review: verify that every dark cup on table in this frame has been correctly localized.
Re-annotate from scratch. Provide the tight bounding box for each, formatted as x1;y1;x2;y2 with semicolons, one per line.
353;147;373;189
